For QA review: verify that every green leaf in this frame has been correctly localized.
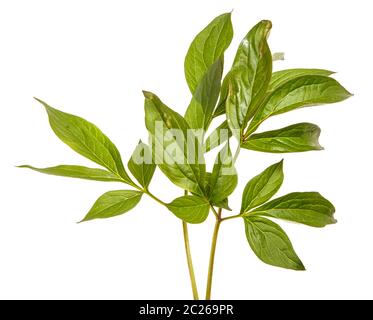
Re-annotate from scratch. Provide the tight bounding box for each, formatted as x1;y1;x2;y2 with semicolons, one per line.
244;216;305;270
216;20;273;123
247;75;352;134
214;68;233;117
225;68;333;127
204;120;231;153
201;172;231;211
185;58;223;133
128;141;156;188
241;160;284;213
35;98;134;186
212;198;232;211
225;72;248;140
242;123;323;153
268;68;334;92
17;165;124;182
143;91;206;195
167;195;210;224
184;13;233;93
203;172;212;194
209;143;237;203
249;192;336;228
81;190;143;222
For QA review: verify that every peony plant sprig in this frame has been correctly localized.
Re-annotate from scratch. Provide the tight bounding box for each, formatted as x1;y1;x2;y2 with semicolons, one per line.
20;13;351;299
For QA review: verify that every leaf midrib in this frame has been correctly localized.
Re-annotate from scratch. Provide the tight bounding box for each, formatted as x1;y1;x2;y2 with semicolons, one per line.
50;114;124;180
91;193;141;218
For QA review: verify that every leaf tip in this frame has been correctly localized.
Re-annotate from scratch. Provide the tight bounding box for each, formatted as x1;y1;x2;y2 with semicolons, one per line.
33;97;53;113
260;19;273;31
77;217;89;224
298;263;306;271
33;96;42;103
142;90;154;100
277;159;284;168
341;87;354;99
33;97;47;107
220;11;233;19
77;213;94;224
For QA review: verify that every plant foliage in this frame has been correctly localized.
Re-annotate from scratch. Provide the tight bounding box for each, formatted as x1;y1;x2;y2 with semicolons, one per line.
20;12;351;299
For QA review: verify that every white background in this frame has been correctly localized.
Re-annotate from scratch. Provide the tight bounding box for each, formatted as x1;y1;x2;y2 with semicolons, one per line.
0;0;371;300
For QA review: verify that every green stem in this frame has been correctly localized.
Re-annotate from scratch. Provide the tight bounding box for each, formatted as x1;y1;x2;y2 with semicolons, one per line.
205;208;222;300
221;214;242;222
130;183;167;207
131;184;200;300
210;205;220;219
182;221;199;300
145;190;167;206
242;130;250;141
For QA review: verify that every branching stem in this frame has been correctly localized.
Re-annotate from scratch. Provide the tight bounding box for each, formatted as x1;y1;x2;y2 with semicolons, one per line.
206;207;222;300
